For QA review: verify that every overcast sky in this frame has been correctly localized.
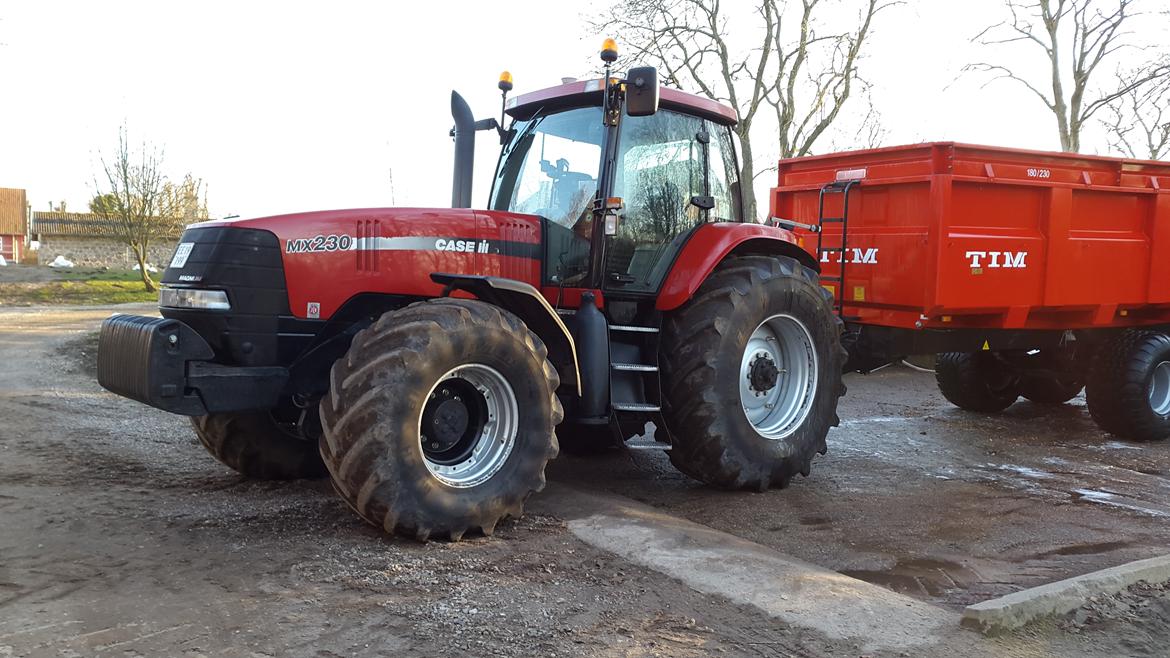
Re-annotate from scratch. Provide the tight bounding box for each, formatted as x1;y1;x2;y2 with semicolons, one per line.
1;1;1164;219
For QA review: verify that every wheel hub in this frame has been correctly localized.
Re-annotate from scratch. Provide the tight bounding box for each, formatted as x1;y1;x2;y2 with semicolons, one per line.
738;313;819;440
428;396;471;451
748;353;781;393
418;364;519;488
1151;361;1170;417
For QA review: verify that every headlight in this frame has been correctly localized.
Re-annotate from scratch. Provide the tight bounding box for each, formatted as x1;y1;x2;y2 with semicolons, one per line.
159;288;231;310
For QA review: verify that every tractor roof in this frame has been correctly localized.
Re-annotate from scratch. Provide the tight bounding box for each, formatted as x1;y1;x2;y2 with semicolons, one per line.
505;78;738;126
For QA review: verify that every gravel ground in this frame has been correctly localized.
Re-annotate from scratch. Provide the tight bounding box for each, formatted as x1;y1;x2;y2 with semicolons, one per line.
0;306;861;657
1060;581;1170;657
2;304;1168;657
551;367;1170;612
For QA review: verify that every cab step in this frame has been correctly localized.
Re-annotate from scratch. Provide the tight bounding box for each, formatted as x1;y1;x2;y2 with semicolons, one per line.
612;402;661;412
610;324;659;333
612;362;658;372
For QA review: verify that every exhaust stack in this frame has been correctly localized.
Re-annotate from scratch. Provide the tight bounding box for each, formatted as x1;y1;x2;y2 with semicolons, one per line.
450;91;475;209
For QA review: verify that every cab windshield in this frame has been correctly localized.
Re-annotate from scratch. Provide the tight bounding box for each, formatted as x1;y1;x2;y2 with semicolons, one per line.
490;106;604;285
490;106;604;229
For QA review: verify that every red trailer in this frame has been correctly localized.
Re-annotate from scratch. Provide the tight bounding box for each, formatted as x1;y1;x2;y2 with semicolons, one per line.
771;142;1170;441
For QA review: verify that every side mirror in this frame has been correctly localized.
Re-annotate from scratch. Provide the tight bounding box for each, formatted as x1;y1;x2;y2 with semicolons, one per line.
625;66;659;117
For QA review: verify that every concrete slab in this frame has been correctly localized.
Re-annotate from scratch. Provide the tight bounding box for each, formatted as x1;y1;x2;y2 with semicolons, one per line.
532;484;956;653
962;553;1170;633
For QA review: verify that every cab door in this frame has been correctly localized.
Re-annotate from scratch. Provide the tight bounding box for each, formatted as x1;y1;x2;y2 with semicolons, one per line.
603;110;740;294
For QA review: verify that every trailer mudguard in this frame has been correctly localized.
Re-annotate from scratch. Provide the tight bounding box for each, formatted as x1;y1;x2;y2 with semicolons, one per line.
430;273;582;396
655;223;818;311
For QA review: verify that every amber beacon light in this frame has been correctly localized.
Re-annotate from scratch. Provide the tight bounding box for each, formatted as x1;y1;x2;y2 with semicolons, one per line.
600;38;618;63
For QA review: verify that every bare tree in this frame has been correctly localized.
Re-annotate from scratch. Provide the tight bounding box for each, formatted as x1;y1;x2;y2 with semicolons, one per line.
1102;70;1170;159
93;129;205;291
968;0;1170;153
594;0;889;221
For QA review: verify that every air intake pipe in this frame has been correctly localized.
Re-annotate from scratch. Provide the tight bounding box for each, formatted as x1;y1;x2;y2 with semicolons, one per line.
450;91;476;209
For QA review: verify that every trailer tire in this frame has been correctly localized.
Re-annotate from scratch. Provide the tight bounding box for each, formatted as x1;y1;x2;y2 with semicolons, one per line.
190;412;327;480
1018;374;1084;405
1086;330;1170;442
660;255;845;491
319;299;562;541
935;352;1019;412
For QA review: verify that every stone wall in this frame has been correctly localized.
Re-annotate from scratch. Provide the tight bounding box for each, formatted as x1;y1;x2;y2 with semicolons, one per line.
37;236;179;269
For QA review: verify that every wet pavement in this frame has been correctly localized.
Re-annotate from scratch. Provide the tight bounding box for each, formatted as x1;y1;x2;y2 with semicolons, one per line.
4;305;1170;656
551;366;1170;609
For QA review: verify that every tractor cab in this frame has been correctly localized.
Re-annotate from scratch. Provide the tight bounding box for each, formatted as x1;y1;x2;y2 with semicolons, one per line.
491;81;743;295
455;41;745;299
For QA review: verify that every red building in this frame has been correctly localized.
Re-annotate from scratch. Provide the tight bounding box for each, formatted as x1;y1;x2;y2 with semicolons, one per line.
0;188;29;262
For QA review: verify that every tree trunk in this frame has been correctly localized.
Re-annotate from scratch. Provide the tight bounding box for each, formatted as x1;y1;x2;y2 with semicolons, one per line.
133;246;157;292
736;124;759;223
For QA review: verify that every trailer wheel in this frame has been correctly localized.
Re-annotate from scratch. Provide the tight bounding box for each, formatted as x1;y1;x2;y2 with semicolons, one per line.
1086;330;1170;442
1018;373;1084;404
935;352;1019;412
319;299;562;541
190;412;326;480
660;255;845;491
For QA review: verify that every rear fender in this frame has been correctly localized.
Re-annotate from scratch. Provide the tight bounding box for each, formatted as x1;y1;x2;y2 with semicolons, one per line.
656;223;819;311
430;273;581;396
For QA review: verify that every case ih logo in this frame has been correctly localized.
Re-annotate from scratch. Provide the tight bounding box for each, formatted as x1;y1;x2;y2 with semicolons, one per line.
435;238;489;253
820;247;878;265
965;251;1028;269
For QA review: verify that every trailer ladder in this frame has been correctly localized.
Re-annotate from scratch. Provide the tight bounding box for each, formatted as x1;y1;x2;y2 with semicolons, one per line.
816;180;860;321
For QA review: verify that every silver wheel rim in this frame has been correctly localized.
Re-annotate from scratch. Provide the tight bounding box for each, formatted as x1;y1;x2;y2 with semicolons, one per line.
1151;361;1170;416
418;364;518;488
739;313;819;439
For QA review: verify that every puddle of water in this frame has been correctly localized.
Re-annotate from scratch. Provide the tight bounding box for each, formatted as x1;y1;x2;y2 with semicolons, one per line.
1071;488;1170;518
840;558;979;599
993;464;1053;479
1083;441;1144;452
1038;540;1132;557
839;416;910;426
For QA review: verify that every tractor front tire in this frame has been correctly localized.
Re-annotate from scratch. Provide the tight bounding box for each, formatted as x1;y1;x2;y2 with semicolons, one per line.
191;412;326;479
935;352;1019;413
319;299;562;541
660;255;845;491
1086;330;1170;442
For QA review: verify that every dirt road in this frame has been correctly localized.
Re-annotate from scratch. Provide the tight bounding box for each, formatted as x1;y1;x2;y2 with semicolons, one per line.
1;305;1167;657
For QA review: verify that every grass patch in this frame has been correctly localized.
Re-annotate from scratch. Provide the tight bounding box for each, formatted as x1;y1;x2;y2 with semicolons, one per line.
0;279;158;306
53;268;149;283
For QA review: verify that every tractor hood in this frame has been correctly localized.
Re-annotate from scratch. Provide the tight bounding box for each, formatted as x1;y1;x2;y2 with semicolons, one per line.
165;208;543;321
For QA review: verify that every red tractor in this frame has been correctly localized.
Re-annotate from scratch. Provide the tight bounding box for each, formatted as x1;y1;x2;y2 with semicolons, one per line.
97;42;844;540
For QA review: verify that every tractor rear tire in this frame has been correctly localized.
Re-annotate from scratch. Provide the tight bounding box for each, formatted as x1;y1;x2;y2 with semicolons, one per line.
660;255;845;491
190;412;326;480
319;299;562;541
1086;330;1170;442
1018;373;1084;404
935;352;1019;413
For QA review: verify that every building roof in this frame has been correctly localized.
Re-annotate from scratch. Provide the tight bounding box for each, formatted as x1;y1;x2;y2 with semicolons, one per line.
32;211;193;239
33;211;122;237
0;188;28;235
